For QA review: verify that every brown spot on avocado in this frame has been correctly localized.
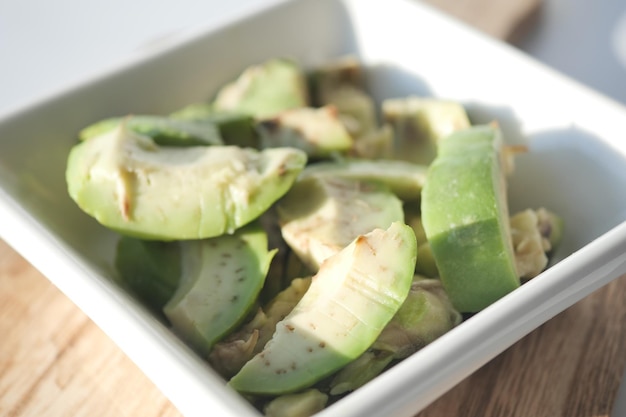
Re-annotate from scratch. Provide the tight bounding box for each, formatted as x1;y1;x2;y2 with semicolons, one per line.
277;163;287;177
356;235;376;255
326;104;339;118
259;119;281;133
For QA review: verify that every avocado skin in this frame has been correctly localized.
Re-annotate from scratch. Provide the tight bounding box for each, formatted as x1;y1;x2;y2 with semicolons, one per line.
421;125;519;312
78;115;223;147
114;237;181;314
170;104;258;148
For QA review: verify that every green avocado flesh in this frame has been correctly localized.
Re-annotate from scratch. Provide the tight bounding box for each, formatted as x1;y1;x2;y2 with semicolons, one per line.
65;55;564;416
383;96;470;165
163;223;276;355
421;125;519;312
66;123;307;240
78;115;223;147
169;104;258;148
329;276;461;395
213;58;308;119
228;222;416;395
114;237;181;313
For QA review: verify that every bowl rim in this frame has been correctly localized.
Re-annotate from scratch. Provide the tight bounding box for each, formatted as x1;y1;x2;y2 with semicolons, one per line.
2;1;626;416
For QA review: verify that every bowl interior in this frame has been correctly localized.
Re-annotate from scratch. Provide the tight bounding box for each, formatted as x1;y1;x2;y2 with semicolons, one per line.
1;0;626;415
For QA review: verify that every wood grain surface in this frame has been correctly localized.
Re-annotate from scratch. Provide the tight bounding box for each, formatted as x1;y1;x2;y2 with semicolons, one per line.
3;1;625;417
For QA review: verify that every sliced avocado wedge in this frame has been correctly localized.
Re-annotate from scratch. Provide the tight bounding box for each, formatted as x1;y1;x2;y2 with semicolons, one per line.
325;86;378;137
350;124;394;160
213;58;308;119
209;276;312;379
329;276;461;395
383;96;470;165
300;159;428;202
66;123;307;240
263;389;328;417
228;222;417;395
256;106;353;158
421;124;519;312
308;55;366;107
78;115;223;147
163;222;276;355
371;276;461;356
276;176;404;270
327;350;394;396
114;237;181;314
309;57;394;160
170;103;258;148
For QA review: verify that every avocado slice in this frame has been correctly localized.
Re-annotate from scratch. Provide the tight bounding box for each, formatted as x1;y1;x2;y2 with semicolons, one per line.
258;206;314;304
325;87;378;137
299;159;428;202
413;242;438;277
169;103;258;148
421;124;519;312
349;124;394;160
213;58;308;119
78;115;223;147
66;123;307;240
256;106;353;159
308;55;366;107
403;208;439;276
114;237;181;314
276;176;404;271
309;57;395;160
383;96;470;165
371;276;461;356
228;222;417;395
209;276;312;378
329;276;461;394
163;222;276;355
263;389;328;417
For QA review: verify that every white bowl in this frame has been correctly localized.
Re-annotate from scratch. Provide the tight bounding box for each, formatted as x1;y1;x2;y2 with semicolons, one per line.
2;0;626;416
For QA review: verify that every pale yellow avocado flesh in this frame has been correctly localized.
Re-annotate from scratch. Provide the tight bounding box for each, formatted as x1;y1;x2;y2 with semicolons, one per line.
228;222;417;395
277;176;404;271
66;123;307;240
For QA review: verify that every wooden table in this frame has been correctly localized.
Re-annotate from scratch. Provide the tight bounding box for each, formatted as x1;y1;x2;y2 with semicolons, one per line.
2;1;625;417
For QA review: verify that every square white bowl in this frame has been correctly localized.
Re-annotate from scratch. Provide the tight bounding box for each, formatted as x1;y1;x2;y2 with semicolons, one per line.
2;0;626;416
